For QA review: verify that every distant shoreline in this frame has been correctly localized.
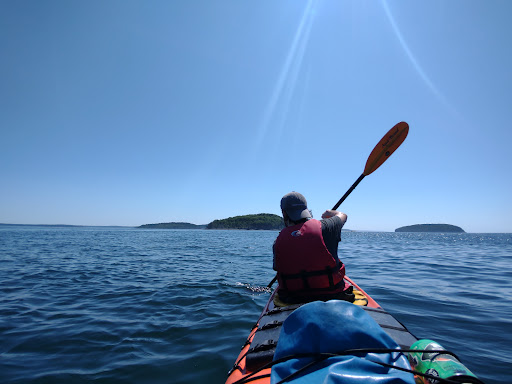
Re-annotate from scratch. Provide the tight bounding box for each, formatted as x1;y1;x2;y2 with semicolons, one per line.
0;223;133;228
2;223;509;234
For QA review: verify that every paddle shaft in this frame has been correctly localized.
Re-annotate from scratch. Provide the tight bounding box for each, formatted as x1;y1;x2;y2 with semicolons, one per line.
332;174;365;211
267;275;277;288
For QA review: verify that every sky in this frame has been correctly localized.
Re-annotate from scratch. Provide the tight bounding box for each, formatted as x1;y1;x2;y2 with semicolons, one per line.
1;0;511;233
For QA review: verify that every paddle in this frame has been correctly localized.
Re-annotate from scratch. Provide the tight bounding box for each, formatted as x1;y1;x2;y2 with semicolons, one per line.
267;122;409;288
267;275;278;288
332;121;409;210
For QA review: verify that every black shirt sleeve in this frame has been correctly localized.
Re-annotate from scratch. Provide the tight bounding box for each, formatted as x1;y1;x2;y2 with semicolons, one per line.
321;216;344;259
272;240;277;271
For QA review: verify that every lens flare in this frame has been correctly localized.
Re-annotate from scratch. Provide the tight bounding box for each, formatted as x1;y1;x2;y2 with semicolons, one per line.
381;1;456;114
257;0;317;150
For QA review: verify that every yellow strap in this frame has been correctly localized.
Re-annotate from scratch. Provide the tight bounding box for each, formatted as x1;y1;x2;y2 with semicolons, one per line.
273;288;368;307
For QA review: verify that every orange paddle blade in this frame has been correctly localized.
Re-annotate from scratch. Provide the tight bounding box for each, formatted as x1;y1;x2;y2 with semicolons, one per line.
363;121;409;176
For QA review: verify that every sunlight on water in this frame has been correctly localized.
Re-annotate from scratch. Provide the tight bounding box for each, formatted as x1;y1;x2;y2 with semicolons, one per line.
236;282;273;293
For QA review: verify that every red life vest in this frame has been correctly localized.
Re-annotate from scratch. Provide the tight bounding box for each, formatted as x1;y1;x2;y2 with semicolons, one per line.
274;219;345;298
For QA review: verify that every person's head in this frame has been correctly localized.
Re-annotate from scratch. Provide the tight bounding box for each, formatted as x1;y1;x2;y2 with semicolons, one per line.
280;192;312;226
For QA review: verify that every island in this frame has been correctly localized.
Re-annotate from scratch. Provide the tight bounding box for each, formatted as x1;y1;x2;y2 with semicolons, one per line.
206;213;284;230
138;222;206;229
395;224;465;233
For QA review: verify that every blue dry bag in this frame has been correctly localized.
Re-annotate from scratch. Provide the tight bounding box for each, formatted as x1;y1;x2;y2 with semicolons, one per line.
270;300;415;384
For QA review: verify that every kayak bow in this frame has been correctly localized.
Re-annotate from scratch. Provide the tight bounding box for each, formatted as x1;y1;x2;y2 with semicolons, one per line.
226;276;484;384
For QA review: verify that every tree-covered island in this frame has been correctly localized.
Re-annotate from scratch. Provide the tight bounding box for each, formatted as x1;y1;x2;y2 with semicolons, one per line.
395;224;465;233
138;214;284;230
206;213;284;230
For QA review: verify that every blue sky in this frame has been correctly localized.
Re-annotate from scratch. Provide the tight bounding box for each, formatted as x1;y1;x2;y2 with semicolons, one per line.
1;0;511;233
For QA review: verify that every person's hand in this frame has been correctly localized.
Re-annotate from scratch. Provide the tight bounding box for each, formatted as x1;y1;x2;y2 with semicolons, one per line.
322;210;348;223
322;210;342;219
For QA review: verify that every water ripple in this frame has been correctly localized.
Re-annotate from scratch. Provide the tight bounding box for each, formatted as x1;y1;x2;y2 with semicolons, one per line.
0;227;510;383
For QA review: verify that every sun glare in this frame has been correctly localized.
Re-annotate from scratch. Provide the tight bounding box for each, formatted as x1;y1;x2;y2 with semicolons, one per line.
256;0;317;151
381;1;455;114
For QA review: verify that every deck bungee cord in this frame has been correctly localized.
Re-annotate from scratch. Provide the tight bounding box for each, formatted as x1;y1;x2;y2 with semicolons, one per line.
231;349;483;384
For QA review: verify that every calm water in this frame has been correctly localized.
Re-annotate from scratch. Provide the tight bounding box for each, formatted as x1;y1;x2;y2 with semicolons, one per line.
0;227;511;384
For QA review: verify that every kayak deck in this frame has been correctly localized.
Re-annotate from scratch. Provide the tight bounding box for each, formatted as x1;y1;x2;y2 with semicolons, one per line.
226;276;417;384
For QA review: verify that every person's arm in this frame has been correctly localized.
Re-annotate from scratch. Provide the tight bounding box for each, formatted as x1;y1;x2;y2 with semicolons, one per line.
272;240;277;271
320;211;347;259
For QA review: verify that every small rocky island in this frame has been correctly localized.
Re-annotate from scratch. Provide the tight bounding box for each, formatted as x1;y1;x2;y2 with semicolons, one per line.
138;222;206;229
395;224;465;233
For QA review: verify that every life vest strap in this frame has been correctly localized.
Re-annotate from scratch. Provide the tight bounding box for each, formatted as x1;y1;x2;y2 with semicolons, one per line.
277;280;348;303
279;263;342;281
278;263;344;293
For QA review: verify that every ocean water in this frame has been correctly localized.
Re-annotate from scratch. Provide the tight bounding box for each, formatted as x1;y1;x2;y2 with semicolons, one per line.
0;226;510;384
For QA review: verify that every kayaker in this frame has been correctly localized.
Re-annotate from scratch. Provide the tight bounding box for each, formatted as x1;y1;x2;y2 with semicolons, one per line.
273;192;355;304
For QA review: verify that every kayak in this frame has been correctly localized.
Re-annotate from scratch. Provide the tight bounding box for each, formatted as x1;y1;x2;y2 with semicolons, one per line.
225;276;484;384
